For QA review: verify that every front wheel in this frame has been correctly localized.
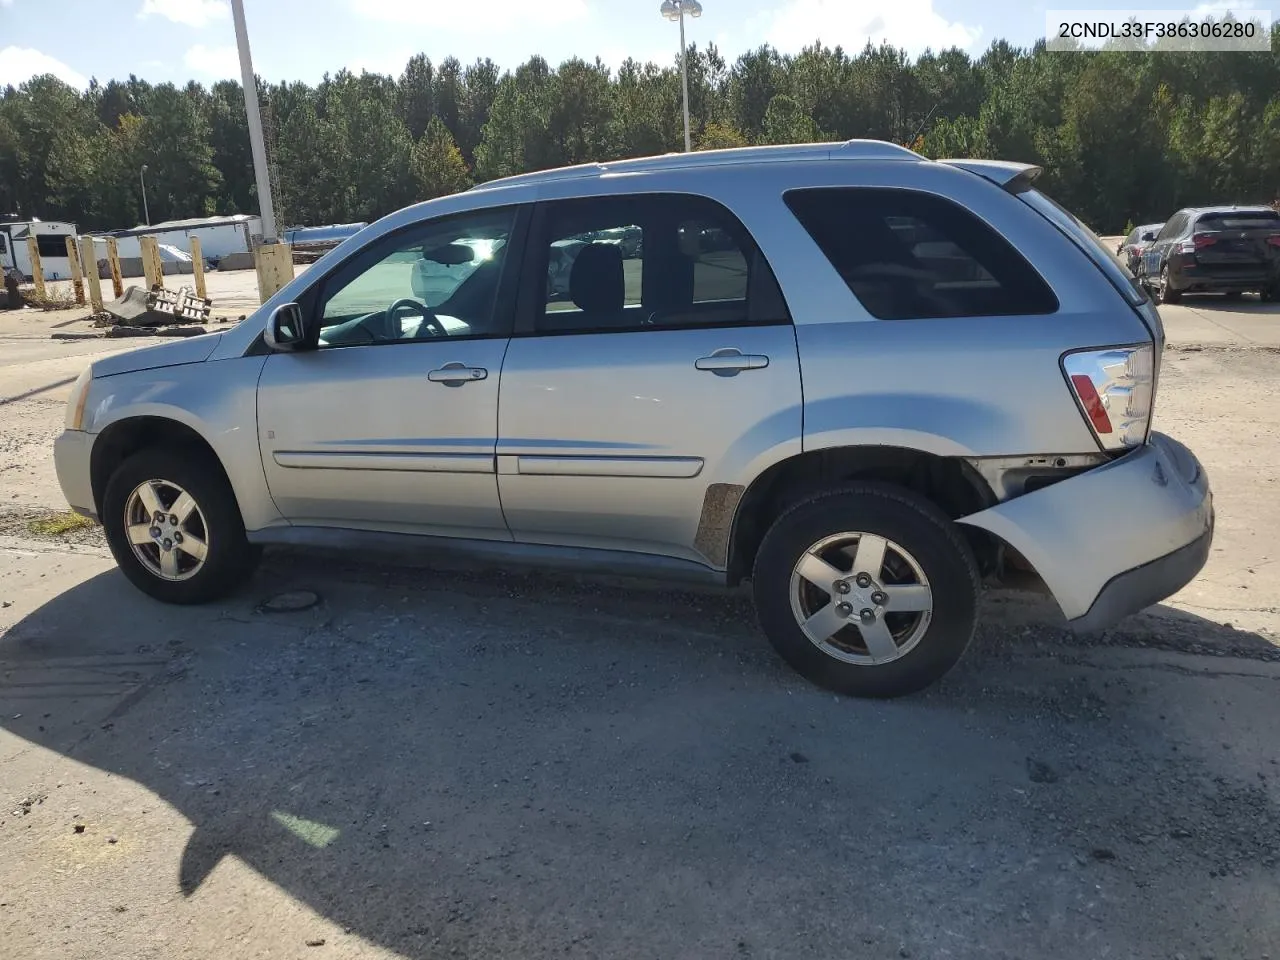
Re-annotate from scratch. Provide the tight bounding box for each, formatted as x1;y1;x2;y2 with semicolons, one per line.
752;484;980;698
102;448;261;604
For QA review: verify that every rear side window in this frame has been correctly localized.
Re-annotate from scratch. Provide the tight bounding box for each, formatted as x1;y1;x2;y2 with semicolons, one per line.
785;188;1058;320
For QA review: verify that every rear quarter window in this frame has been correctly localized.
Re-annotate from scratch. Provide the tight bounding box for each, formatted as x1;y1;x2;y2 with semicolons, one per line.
784;187;1059;321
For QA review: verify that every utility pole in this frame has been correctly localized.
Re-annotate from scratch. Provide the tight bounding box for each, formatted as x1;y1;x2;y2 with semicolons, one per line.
661;0;703;153
230;0;278;242
139;164;151;225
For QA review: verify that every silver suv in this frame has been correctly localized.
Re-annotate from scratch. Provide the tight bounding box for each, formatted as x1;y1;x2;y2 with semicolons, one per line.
54;141;1214;698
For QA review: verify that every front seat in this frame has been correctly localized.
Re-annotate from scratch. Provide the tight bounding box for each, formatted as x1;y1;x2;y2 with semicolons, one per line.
543;242;626;332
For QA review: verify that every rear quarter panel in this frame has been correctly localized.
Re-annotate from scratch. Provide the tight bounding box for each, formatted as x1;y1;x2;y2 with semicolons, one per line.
746;161;1154;457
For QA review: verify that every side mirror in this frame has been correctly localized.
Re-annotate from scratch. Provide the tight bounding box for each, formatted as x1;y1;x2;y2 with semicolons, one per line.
264;302;306;352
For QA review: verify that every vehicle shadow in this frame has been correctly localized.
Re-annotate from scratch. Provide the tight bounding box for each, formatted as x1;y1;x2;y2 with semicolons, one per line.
1168;293;1280;314
3;553;1279;959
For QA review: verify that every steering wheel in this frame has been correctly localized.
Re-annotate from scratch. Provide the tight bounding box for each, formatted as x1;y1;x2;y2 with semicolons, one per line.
386;298;446;339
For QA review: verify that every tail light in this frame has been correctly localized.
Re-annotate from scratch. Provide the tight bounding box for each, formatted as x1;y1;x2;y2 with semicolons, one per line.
1267;235;1280;248
1062;345;1155;451
1181;234;1216;253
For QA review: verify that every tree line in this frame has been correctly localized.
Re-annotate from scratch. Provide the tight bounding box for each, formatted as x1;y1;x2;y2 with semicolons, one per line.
2;29;1279;236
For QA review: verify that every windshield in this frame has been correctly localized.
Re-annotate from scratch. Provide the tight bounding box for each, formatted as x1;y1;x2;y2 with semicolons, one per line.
1018;188;1149;306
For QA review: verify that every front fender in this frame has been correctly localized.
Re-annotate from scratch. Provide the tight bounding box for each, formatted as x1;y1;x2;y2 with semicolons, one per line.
87;355;282;531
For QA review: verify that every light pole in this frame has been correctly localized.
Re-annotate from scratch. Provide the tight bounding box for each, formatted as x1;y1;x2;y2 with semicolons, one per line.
660;0;702;152
139;164;150;226
230;0;278;242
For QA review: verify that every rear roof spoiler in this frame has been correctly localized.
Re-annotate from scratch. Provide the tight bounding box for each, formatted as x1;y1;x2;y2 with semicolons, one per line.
940;159;1043;192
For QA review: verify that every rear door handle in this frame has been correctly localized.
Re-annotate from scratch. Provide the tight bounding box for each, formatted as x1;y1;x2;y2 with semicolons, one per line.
427;362;488;385
695;348;770;376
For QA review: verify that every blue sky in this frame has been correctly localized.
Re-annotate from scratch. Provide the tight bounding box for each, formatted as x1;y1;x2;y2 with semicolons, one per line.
0;0;1268;90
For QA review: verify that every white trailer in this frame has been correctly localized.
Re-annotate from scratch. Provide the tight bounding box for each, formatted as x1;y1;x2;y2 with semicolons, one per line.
110;214;262;263
0;220;78;281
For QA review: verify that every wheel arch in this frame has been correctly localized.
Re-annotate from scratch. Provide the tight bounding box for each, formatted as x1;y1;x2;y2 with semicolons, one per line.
91;416;241;523
725;445;999;585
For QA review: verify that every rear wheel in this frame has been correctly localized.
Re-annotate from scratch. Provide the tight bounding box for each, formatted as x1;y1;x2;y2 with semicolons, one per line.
1261;284;1279;303
102;448;261;604
752;484;980;698
1160;265;1182;304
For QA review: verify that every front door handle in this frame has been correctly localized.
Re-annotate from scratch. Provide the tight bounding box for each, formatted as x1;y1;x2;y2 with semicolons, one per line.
428;362;488;386
695;348;770;376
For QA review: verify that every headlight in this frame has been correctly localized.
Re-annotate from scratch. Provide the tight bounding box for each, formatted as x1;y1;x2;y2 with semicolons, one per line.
65;366;93;431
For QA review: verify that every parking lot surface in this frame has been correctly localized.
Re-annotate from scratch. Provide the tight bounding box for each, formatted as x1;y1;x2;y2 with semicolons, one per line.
2;291;1279;959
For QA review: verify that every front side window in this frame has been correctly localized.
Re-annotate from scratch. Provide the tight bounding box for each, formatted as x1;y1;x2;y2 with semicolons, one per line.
786;187;1059;320
534;193;788;334
317;207;517;349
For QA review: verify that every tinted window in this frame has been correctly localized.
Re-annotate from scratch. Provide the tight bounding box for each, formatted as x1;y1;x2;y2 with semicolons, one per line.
787;188;1058;320
534;193;788;334
1163;214;1190;240
1196;210;1280;230
316;207;516;349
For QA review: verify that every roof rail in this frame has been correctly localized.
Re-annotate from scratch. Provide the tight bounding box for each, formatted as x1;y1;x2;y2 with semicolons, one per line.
470;139;922;192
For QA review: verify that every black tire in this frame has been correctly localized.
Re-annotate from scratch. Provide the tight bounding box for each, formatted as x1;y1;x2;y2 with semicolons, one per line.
752;483;980;699
102;447;261;604
1160;266;1182;304
1261;285;1279;303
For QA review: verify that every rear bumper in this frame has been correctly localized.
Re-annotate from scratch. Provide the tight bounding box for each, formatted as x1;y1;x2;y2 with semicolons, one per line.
959;432;1213;630
54;429;98;522
1174;261;1277;290
1070;523;1212;633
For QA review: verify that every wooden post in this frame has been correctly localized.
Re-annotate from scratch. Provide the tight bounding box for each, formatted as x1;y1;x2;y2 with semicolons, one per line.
105;237;124;298
79;236;104;312
190;236;207;300
140;235;164;290
26;237;45;300
254;241;294;303
65;235;85;305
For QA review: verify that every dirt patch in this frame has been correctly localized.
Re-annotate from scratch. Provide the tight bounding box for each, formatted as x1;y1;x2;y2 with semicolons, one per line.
0;507;104;546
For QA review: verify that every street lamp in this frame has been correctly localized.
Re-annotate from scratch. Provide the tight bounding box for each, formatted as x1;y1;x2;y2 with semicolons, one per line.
139;164;150;226
660;0;702;153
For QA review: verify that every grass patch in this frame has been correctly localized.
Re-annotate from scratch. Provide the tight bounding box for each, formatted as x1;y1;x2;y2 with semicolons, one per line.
21;282;79;311
26;511;96;537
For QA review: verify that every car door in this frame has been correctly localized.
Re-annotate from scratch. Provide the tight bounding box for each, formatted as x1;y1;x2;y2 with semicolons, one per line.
256;204;527;538
495;192;803;567
1145;214;1183;278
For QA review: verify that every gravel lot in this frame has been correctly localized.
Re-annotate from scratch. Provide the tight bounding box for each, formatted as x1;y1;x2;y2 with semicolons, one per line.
2;284;1279;960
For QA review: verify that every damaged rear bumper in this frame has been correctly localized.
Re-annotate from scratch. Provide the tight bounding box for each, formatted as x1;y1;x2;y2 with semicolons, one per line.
958;432;1213;631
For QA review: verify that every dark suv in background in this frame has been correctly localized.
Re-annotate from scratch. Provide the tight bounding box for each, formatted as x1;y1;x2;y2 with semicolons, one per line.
1141;206;1280;303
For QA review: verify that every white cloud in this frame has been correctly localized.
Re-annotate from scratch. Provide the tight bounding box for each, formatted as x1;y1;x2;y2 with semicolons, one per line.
356;0;589;31
138;0;229;28
753;0;982;57
184;43;239;79
0;46;88;89
346;50;415;76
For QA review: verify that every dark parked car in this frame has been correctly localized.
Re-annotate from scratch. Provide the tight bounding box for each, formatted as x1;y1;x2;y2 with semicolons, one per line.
1117;222;1164;274
1141;206;1280;303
